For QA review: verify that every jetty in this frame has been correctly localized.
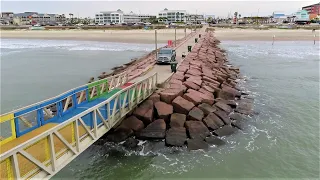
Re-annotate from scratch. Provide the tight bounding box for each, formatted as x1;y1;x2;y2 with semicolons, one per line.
0;27;210;179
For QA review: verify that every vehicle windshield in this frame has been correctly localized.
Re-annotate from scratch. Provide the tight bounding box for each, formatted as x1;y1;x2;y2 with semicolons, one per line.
159;49;171;54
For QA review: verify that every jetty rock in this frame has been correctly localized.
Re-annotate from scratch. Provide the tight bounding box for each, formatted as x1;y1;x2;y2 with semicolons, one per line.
100;30;254;150
154;101;173;121
136;119;166;140
165;127;187;146
170;113;186;128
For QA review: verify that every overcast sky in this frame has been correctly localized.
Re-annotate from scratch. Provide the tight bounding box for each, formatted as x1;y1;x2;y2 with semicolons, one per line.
1;1;318;18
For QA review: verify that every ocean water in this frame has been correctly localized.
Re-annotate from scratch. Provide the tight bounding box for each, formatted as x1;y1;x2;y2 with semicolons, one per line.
1;39;319;179
0;39;162;113
53;41;319;179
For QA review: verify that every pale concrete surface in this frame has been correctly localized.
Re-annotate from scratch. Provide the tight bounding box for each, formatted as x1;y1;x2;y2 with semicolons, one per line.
132;26;207;84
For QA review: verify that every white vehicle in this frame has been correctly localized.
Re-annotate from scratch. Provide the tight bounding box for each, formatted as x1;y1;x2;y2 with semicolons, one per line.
144;22;152;25
34;24;41;27
76;23;84;26
88;23;95;26
98;23;105;26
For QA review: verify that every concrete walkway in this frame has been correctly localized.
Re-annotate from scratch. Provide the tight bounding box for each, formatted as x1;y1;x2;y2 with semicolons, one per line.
132;26;207;84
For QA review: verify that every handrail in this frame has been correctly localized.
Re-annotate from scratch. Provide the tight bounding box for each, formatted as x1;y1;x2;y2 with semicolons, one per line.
0;71;128;117
0;73;157;179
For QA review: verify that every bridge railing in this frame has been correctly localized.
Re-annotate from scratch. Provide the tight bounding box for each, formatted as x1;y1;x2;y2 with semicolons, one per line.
0;72;128;145
0;73;157;180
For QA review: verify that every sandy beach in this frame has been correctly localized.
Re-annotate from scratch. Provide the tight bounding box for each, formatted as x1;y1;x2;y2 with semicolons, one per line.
214;28;320;41
0;29;188;44
1;28;319;43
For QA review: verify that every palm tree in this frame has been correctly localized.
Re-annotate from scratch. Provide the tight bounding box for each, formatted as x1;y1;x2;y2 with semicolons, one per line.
69;13;73;24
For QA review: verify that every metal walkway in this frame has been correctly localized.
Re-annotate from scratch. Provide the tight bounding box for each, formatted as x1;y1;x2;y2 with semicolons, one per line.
0;72;157;179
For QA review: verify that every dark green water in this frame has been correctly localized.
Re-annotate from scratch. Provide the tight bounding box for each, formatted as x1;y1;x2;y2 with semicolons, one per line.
53;41;319;179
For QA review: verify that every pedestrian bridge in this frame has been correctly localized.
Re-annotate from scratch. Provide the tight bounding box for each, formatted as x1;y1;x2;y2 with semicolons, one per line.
0;72;158;179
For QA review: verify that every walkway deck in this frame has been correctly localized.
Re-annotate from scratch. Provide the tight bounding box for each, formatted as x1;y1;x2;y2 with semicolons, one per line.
132;26;207;84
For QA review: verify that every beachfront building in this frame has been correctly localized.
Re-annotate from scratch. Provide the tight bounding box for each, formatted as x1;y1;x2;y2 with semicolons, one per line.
186;14;205;24
13;12;66;25
123;11;156;23
302;3;320;20
158;8;187;23
271;11;287;23
302;3;320;15
0;12;14;25
293;9;310;22
95;9;124;24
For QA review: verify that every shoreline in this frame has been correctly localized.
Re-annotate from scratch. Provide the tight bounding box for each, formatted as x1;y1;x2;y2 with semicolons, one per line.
1;28;319;42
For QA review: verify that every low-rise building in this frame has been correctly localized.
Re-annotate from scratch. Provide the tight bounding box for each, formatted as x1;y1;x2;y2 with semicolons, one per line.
294;9;310;22
124;11;156;23
95;9;124;24
186;14;205;24
272;11;287;23
13;12;66;25
158;8;187;23
1;12;14;24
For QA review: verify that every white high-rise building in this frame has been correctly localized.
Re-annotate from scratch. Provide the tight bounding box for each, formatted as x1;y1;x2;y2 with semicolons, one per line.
95;9;124;24
158;8;187;23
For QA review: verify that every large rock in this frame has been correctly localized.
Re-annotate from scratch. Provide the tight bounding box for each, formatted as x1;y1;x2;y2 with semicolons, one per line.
148;93;160;103
183;81;200;90
202;76;220;84
123;137;139;149
202;85;215;93
118;116;145;132
214;125;237;136
198;103;217;116
155;101;173;121
188;107;204;121
202;112;224;130
169;79;183;85
215;101;233;114
199;88;214;98
165;127;187;146
169;84;187;92
185;121;210;139
222;86;241;97
172;96;195;115
205;136;226;146
187;89;214;105
229;112;245;121
216;98;237;108
235;98;254;115
170;113;186;127
136;119;166;140
159;88;184;104
186;78;202;86
171;73;184;81
133;100;154;125
213;109;231;125
186;69;202;76
106;128;133;143
187;139;209;151
183;92;203;106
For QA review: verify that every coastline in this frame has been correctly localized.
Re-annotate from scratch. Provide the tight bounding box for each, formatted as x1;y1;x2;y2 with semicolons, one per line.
0;29;188;44
1;28;319;43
